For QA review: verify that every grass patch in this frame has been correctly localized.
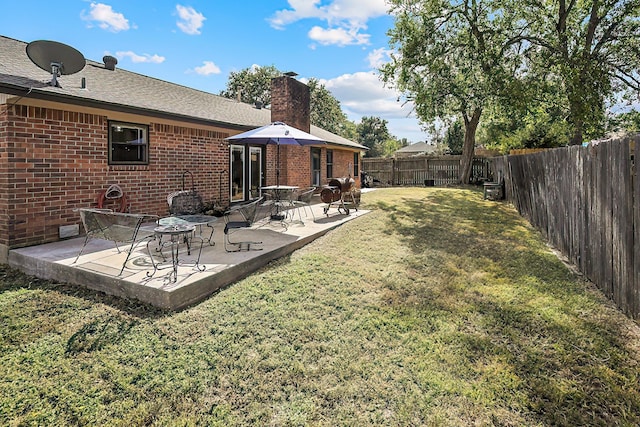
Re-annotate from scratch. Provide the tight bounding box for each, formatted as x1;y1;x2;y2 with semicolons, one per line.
1;187;639;426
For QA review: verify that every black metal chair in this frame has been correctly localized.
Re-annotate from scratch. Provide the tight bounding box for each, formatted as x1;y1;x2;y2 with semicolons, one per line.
223;197;264;252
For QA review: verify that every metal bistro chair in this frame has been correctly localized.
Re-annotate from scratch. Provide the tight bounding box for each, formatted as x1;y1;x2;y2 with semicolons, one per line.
73;208;157;275
223;197;264;252
291;186;316;223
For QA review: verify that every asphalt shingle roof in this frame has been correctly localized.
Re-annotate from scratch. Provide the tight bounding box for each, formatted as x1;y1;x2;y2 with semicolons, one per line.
396;141;437;154
0;35;365;150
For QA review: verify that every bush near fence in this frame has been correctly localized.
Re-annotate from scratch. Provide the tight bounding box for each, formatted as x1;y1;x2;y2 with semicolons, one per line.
362;156;492;187
493;135;640;320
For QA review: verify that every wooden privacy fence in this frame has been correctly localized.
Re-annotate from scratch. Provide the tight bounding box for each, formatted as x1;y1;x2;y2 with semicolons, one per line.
492;135;640;319
362;156;492;186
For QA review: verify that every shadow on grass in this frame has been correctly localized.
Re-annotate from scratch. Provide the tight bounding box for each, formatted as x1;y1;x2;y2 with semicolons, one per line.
0;264;170;318
369;187;640;425
375;189;572;282
65;316;138;355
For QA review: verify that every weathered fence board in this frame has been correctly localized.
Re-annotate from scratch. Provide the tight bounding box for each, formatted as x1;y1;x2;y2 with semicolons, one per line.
633;139;640;317
493;135;640;319
362;156;491;186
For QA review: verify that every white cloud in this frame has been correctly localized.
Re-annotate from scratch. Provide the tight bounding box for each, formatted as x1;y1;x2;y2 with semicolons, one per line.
367;47;392;69
308;26;370;46
116;51;165;64
82;2;130;32
320;72;407;114
270;0;388;27
312;71;426;142
176;5;206;35
269;0;388;46
193;61;221;76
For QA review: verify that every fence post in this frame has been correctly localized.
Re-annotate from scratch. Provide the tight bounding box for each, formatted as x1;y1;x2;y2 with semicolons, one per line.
392;158;396;186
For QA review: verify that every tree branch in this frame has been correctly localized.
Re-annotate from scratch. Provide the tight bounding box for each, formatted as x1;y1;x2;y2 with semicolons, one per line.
612;67;640;90
584;0;601;56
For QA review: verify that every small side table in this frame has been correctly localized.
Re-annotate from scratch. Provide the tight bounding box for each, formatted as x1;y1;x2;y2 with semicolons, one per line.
158;215;218;249
146;224;205;282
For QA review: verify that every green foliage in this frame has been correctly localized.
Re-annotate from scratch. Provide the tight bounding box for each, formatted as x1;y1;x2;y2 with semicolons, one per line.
219;64;280;106
607;109;640;134
383;0;526;181
479;101;572;153
356;116;392;157
380;138;403;157
501;0;639;144
219;66;357;140
383;0;640;151
306;78;354;139
444;121;464;155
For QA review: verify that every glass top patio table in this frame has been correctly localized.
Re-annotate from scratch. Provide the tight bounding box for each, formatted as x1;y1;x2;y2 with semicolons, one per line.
260;186;298;221
158;214;218;245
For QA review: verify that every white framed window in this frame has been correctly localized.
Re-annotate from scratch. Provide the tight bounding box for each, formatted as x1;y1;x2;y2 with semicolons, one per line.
326;149;333;179
353;152;360;177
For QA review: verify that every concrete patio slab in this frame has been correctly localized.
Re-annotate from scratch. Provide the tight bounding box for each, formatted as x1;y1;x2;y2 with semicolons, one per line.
8;204;369;310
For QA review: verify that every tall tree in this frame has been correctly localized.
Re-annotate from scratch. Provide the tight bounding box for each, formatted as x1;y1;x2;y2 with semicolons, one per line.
522;0;640;145
219;65;281;106
382;0;525;183
220;66;356;139
357;116;392;157
307;78;354;139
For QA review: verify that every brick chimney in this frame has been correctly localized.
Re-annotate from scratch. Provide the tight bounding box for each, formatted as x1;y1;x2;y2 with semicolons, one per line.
270;75;311;132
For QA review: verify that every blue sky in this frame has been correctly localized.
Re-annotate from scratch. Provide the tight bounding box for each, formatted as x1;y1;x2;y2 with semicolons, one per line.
0;0;428;143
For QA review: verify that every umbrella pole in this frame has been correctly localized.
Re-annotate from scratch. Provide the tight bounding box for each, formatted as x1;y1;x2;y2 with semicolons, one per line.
271;143;286;221
276;143;280;187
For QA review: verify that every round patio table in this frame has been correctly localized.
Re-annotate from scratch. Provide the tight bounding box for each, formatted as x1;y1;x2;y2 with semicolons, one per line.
146;224;205;282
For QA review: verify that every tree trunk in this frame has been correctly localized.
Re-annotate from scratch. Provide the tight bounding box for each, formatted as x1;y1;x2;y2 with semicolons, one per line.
459;108;482;184
569;125;583;146
567;83;586;146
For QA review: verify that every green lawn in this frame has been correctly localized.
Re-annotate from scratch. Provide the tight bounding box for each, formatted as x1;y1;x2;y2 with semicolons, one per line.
1;187;639;426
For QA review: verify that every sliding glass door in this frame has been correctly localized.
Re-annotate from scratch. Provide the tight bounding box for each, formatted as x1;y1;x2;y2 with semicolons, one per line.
230;145;245;202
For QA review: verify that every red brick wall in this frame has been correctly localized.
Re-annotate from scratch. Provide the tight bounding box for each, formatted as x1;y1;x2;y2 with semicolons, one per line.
270;76;311;133
262;145;313;187
267;75;360;189
0;104;9;250
287;145;312;185
268;145;360;188
0;101;360;249
330;149;359;182
1;104;229;249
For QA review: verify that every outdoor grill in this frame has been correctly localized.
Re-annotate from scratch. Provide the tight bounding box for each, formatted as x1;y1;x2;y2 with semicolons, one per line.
321;177;360;215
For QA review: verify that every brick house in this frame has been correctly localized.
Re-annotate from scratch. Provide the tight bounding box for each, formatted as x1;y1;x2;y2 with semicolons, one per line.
0;35;366;261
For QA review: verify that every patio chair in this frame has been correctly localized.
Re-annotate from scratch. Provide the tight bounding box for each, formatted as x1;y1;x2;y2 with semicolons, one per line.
73;208;158;275
291;186;316;223
223;197;264;252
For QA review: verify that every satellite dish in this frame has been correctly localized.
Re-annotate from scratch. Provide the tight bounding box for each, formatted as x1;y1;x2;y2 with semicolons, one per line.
26;40;86;88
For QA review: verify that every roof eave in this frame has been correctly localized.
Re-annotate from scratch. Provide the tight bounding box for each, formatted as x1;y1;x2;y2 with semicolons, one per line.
1;84;251;132
2;83;368;149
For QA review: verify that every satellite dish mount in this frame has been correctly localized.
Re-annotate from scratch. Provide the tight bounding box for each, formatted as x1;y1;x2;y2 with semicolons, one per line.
26;40;86;88
48;62;63;87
